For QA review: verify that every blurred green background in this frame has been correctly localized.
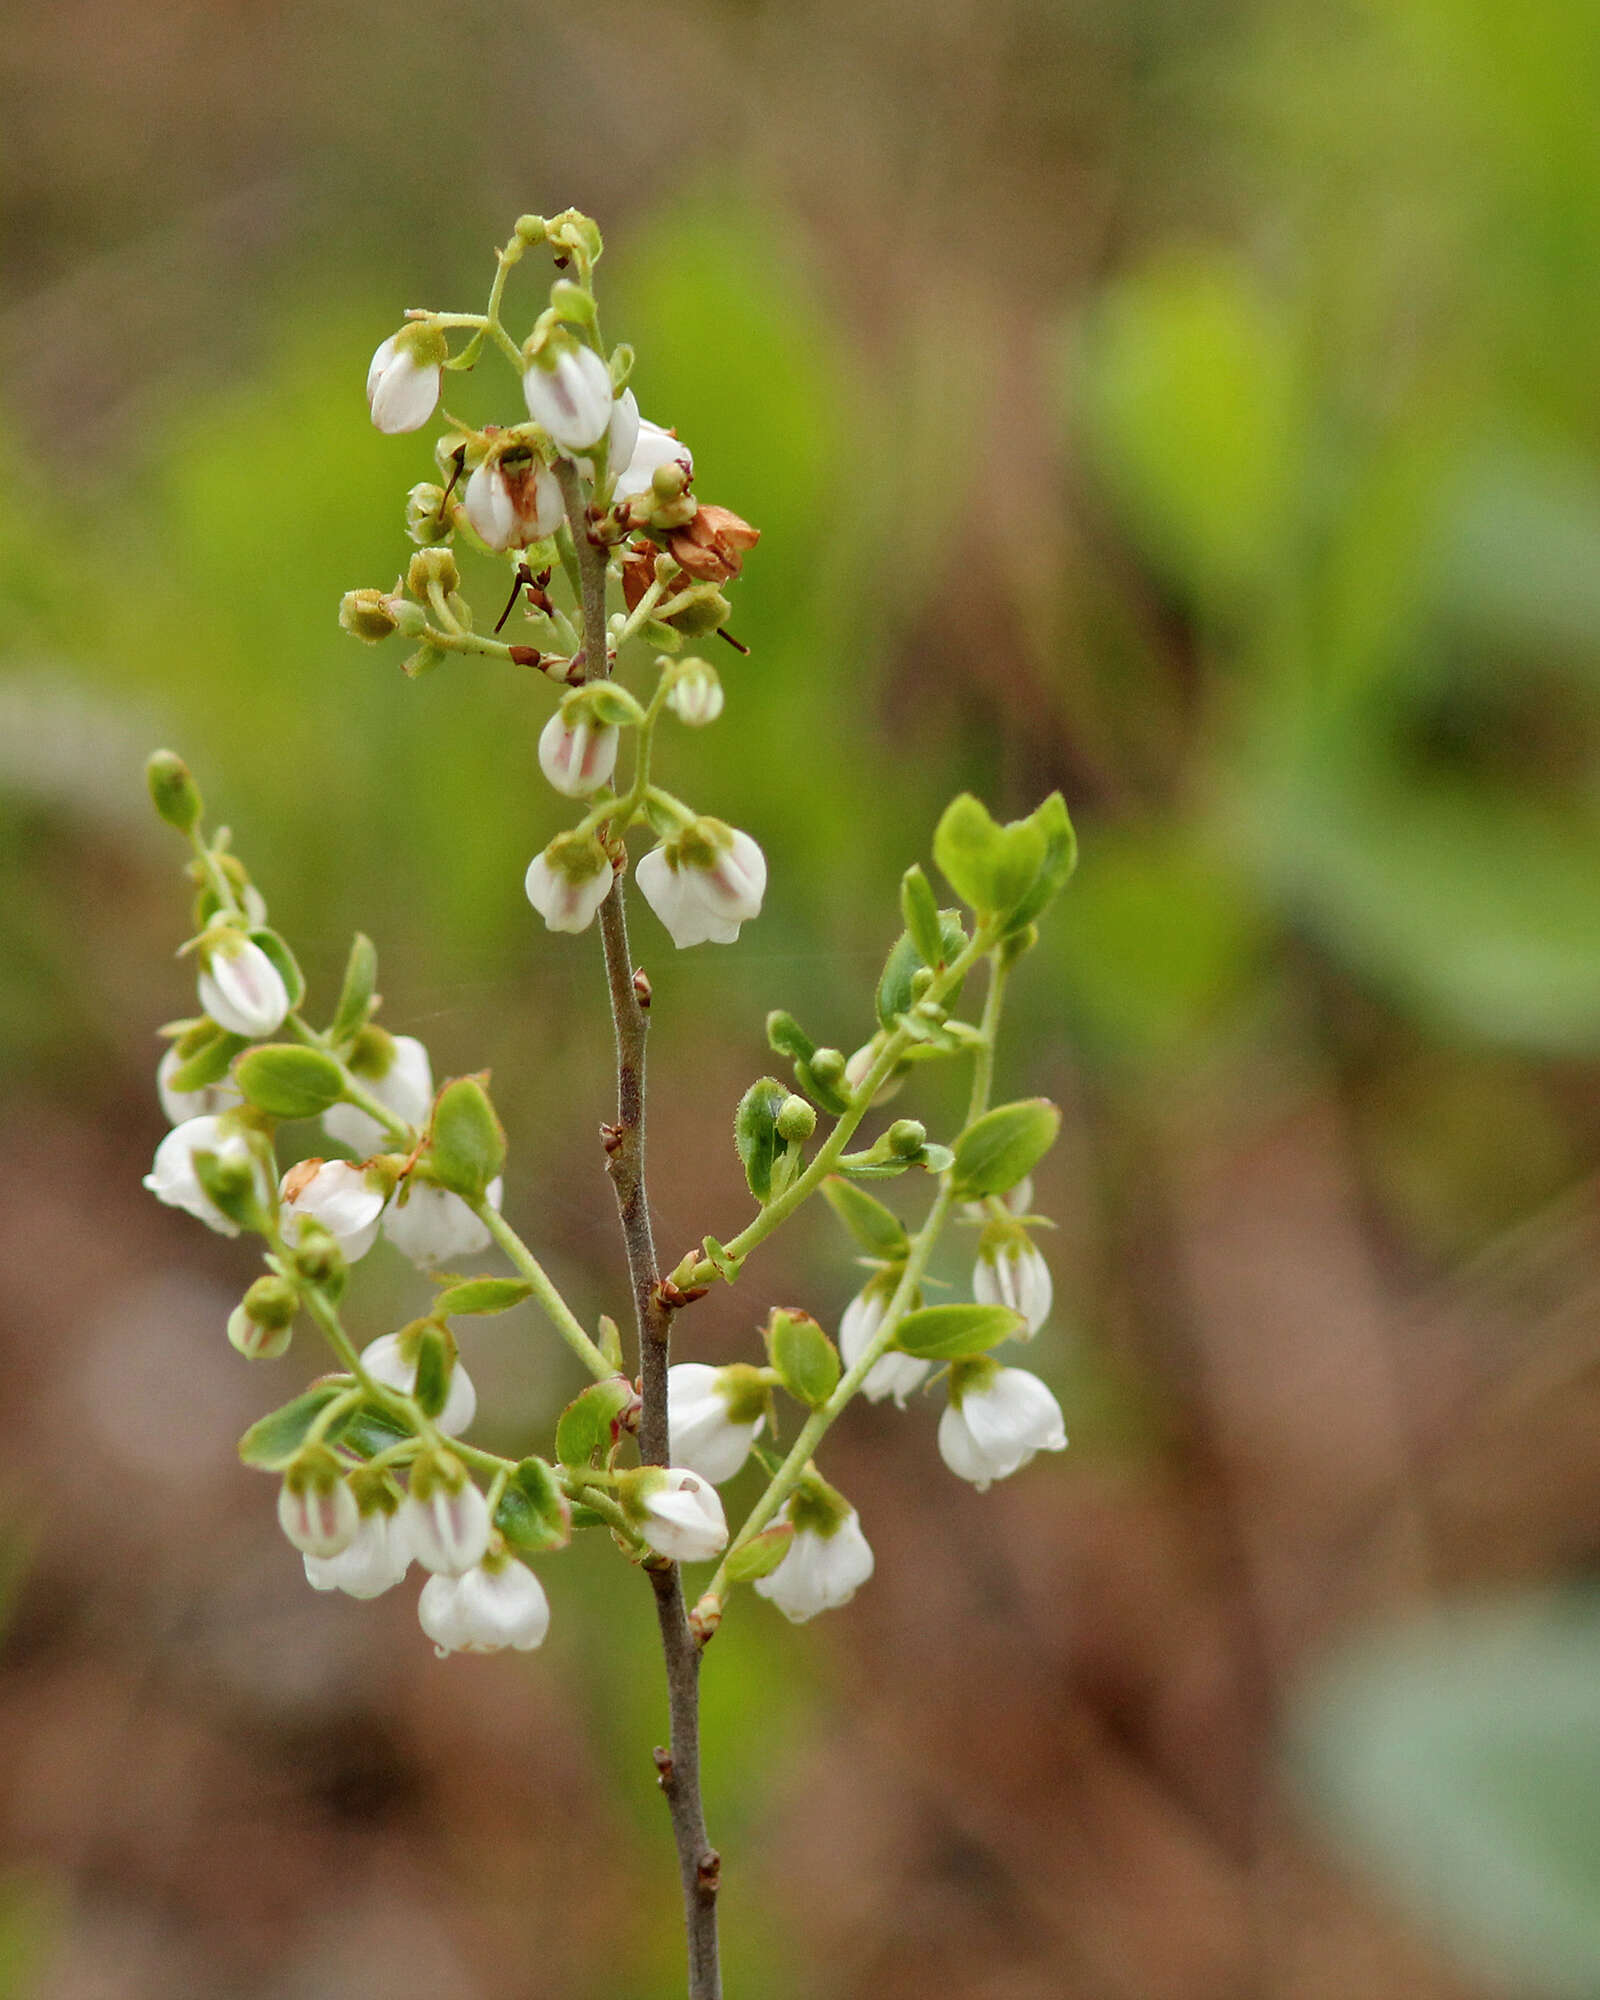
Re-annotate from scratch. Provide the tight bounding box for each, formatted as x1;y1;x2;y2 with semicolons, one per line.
2;1;1598;1995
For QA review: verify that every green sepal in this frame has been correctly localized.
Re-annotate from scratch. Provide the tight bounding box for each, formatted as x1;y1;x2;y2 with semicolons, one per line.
330;933;378;1047
893;1302;1026;1360
168;1025;248;1093
247;927;305;1009
900;864;945;968
764;1309;841;1409
820;1176;911;1258
563;681;644;729
724;1523;795;1583
234;1044;347;1120
432;1277;533;1317
555;1377;635;1468
496;1457;572;1553
192;1147;269;1233
950;1098;1061;1199
701;1235;743;1283
734;1076;789;1203
411;1324;452;1419
1003;792;1077;930
428;1075;506;1201
238;1384;351;1469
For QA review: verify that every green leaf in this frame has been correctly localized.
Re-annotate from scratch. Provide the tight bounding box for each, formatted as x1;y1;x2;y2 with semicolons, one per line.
894;1303;1026;1360
432;1277;533;1317
764;1310;840;1408
734;1076;788;1203
1005;793;1078;931
428;1076;506;1201
900;864;946;968
933;794;1055;918
330;932;378;1046
876;910;970;1031
555;1378;634;1468
820;1176;911;1258
411;1325;451;1419
338;1400;413;1460
701;1235;743;1283
495;1457;572;1553
766;1010;816;1064
238;1385;350;1469
950;1098;1061;1198
248;927;305;1008
234;1043;347;1119
167;1025;248;1093
791;1057;850;1118
724;1522;795;1583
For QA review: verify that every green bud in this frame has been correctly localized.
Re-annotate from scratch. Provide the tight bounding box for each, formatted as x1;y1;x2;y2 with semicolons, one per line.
652;460;690;503
146;750;202;833
776;1095;816;1142
290;1218;347;1297
407;547;460;597
514;213;548;245
808;1047;846;1088
228;1275;297;1360
886;1119;928;1158
339;588;401;643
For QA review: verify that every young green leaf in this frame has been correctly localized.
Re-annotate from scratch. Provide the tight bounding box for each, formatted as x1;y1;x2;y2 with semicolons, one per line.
238;1385;351;1469
248;927;305;1008
893;1302;1026;1360
330;932;378;1047
900;864;946;969
234;1044;347;1120
820;1176;912;1258
555;1377;635;1468
432;1277;534;1317
1004;793;1078;931
950;1098;1061;1198
724;1522;796;1583
764;1309;841;1408
734;1076;789;1203
428;1076;506;1201
167;1026;248;1093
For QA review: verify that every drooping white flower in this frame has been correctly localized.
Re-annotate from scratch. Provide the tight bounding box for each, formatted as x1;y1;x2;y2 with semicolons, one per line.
839;1281;931;1407
972;1231;1053;1337
613;417;693;501
418;1557;550;1656
524;835;616;934
324;1033;433;1156
627;1468;729;1563
278;1470;360;1559
380;1175;501;1269
403;1465;492;1576
304;1507;411;1599
666;1363;765;1484
360;1330;477;1437
538;708;621;798
366;329;444;435
754;1501;875;1624
143;1114;268;1237
937;1363;1067;1492
667;660;723;728
197;934;290;1039
606;387;641;472
279;1159;386;1263
157;1044;244;1125
463;453;564;551
522;342;614;452
635;820;766;949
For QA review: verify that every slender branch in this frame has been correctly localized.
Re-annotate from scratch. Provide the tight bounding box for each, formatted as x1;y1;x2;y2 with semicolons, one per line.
561;463;722;2000
478;1204;617;1381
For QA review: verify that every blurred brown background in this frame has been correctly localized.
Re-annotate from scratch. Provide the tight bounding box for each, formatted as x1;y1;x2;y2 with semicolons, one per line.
2;0;1598;1995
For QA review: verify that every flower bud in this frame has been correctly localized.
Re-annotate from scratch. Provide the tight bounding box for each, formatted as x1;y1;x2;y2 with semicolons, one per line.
635;819;766;950
289;1217;346;1292
380;1173;501;1269
277;1456;360;1558
406;482;453;546
839;1276;931;1407
666;1363;767;1484
279;1158;386;1263
537;707;620;798
360;1329;476;1436
524;833;616;934
620;1467;729;1563
228;1274;298;1359
753;1482;875;1624
339;588;401;643
366;325;446;435
886;1118;928;1158
403;1455;492;1575
522;338;615;452
197;933;290;1040
418;1557;550;1656
146;750;202;833
407;546;460;597
937;1360;1067;1491
304;1503;411;1600
612;416;693;502
776;1095;816;1142
666;658;723;728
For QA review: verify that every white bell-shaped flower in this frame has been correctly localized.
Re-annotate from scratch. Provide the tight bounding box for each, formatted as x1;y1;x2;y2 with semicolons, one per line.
324;1033;433;1156
197;934;290;1039
606;387;641;471
972;1229;1052;1336
366;329;444;435
626;1468;729;1563
522;342;614;452
753;1494;875;1624
156;1045;244;1125
635;820;766;949
380;1174;501;1269
463;453;564;550
304;1507;411;1599
143;1113;268;1237
839;1281;931;1407
360;1330;477;1436
666;1363;765;1485
280;1159;386;1263
524;835;616;934
937;1362;1067;1492
538;708;621;798
403;1463;492;1576
667;660;723;728
613;417;693;501
277;1469;360;1560
418;1556;551;1656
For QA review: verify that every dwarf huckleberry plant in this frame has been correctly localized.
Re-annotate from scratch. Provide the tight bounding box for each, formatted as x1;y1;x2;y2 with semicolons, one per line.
140;210;1080;2000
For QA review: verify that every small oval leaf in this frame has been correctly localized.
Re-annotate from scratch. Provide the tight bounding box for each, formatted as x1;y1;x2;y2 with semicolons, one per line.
238;1384;350;1469
950;1099;1061;1199
432;1277;533;1317
893;1302;1026;1360
234;1044;347;1120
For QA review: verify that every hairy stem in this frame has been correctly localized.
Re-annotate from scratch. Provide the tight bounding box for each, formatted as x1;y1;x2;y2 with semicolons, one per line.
561;461;722;2000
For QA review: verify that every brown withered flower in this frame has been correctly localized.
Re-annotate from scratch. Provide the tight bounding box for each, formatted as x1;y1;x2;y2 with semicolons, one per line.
666;506;761;584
